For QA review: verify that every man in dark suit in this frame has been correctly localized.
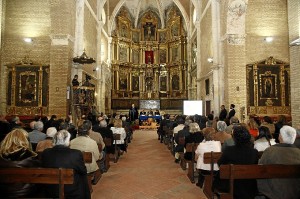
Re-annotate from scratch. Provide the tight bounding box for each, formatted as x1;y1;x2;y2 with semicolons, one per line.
227;104;236;120
41;130;90;199
129;103;139;122
219;105;227;121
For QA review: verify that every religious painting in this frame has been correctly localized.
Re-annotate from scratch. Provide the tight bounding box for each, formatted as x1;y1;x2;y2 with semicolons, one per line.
132;31;140;43
132;76;139;91
145;77;153;91
119;22;129;38
171;46;179;62
143;22;156;41
259;73;277;99
119;46;128;62
160;76;167;91
159;31;167;43
132;49;139;64
172;75;179;91
159;49;167;63
145;51;154;64
119;77;127;90
171;22;180;37
19;72;37;103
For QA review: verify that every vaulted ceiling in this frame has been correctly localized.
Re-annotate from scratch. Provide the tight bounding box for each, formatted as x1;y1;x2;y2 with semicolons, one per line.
104;0;192;31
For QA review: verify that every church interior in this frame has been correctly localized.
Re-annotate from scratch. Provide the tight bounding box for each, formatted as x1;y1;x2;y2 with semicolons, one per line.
0;0;299;126
0;0;300;199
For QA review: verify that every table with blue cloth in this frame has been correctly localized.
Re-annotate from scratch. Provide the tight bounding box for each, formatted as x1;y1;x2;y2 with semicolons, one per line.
139;115;162;124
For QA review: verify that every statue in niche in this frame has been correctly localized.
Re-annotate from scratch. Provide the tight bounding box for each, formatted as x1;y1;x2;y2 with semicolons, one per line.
263;77;273;97
172;75;179;90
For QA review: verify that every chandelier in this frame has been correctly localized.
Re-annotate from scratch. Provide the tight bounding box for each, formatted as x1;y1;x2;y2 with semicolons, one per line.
73;49;96;64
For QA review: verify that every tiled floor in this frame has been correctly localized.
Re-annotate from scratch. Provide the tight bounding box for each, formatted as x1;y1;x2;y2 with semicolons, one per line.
91;129;207;199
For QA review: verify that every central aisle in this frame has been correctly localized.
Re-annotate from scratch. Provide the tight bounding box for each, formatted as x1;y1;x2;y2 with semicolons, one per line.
92;129;207;199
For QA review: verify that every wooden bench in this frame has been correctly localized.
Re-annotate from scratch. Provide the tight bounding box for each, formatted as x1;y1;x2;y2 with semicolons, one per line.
202;151;263;199
217;164;300;199
103;137;112;170
82;151;101;193
0;167;74;199
113;134;121;163
182;143;199;183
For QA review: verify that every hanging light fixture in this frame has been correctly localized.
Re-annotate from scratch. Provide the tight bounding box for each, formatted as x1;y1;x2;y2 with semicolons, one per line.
73;49;96;64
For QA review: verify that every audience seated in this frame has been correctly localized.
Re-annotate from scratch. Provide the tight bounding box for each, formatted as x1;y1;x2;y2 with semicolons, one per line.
247;117;259;138
70;121;101;174
254;126;276;152
36;127;57;152
274;115;287;143
110;119;127;153
41;130;90;199
173;116;186;163
28;121;46;151
184;122;204;160
213;125;259;199
213;121;231;144
0;115;12;142
0;129;40;198
257;125;300;199
260;116;275;136
225;116;239;134
195;127;221;188
93;119;114;154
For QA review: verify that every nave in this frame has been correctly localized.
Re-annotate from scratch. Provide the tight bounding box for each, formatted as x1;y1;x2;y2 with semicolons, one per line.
91;129;206;199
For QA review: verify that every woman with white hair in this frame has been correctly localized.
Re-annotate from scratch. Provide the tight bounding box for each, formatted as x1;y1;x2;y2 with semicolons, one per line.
36;127;57;152
41;130;90;199
213;121;231;144
258;125;300;199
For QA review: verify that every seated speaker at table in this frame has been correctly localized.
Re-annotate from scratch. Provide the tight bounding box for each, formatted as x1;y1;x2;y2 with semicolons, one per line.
147;109;153;116
154;109;160;115
140;110;146;115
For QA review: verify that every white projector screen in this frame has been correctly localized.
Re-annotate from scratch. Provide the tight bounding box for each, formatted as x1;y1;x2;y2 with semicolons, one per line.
183;100;203;115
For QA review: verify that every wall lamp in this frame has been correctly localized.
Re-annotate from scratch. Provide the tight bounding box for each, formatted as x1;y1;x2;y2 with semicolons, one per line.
24;38;33;43
207;57;213;63
264;37;273;43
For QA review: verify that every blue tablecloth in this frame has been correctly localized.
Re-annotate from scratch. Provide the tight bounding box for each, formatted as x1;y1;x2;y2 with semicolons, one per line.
139;115;162;121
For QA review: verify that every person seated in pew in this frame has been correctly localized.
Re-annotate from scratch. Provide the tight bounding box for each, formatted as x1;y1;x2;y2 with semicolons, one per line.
93;118;114;154
213;121;231;144
257;125;300;199
110;119;127;153
254;126;276;152
0;129;41;198
184;122;204;160
36;127;57;153
41;130;90;199
195;127;221;188
70;121;101;174
213;125;259;199
82;120;106;173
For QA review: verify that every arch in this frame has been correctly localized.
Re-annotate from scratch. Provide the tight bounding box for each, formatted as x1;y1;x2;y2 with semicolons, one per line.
172;0;190;36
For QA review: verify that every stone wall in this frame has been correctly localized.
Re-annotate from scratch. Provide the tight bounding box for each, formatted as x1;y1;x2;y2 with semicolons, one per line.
288;0;300;127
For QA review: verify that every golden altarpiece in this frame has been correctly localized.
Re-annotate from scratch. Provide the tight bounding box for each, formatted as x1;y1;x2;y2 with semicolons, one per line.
246;56;291;119
6;62;49;116
111;6;187;110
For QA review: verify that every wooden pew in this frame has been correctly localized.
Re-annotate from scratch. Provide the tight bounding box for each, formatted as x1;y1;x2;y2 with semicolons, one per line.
82;151;101;193
184;143;199;183
113;134;121;163
202;151;263;199
103;137;112;170
0;167;74;199
217;164;300;199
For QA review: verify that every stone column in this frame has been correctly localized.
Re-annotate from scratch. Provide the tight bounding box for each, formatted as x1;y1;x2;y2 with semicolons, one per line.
211;0;222;116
